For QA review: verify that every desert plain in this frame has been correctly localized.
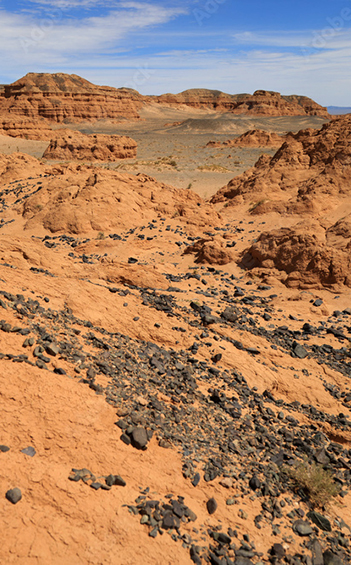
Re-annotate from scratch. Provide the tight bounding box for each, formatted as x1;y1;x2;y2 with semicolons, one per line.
0;74;350;565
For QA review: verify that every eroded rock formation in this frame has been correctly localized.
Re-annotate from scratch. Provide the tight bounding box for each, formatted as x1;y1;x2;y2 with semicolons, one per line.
0;74;329;125
43;131;137;161
241;219;351;289
206;129;287;148
211;114;351;215
0;73;143;123
154;89;329;117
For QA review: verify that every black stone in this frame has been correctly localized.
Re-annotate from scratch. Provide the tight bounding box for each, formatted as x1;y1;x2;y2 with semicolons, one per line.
293;342;308;359
21;446;36;457
162;511;177;529
249;476;261;491
307;510;331;532
105;474;126;487
90;482;102;490
192;473;200;487
322;550;344;565
120;433;131;445
311;540;324;565
271;543;285;559
206;497;217;515
131;427;148;450
292;520;313;536
6;487;22;504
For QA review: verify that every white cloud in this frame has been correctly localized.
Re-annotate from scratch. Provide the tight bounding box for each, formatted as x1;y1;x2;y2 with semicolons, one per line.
233;28;351;52
0;3;186;66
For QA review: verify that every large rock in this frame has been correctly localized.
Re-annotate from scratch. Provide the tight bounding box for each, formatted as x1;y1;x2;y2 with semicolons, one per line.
43;131;137;161
183;236;234;265
241;219;351;289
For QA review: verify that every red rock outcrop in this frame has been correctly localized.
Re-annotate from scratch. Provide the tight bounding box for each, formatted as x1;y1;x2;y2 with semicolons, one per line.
0;151;47;182
241;219;351;289
183;235;234;265
154;89;329;117
206;129;287;148
211;114;351;215
0;73;143;123
43;130;137;161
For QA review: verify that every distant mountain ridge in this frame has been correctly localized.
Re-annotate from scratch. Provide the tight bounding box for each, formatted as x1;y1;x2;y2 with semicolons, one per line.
0;72;330;123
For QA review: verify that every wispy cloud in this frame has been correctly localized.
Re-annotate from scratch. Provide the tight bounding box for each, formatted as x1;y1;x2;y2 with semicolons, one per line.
233;29;351;51
0;2;187;65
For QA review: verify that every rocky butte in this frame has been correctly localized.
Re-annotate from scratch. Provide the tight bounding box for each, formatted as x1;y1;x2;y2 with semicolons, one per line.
0;72;143;123
0;73;330;125
153;88;329;117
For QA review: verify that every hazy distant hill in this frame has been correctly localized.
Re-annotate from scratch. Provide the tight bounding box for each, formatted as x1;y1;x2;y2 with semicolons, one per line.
328;106;351;115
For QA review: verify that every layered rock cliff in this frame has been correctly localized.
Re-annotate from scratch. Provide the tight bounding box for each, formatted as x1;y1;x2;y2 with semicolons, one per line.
0;74;329;125
154;89;329;117
0;73;143;123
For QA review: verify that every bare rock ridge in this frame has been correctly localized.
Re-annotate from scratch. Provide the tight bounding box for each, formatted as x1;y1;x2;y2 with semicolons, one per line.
0;73;329;124
211;114;351;215
43;130;137;161
0;155;219;235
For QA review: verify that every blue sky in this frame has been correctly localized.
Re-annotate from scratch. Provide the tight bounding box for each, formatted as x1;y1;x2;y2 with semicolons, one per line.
1;0;351;105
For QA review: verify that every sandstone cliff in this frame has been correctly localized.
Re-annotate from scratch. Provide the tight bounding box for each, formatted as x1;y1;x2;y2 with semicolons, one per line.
0;73;143;123
154;89;329;117
0;74;329;125
0;115;55;140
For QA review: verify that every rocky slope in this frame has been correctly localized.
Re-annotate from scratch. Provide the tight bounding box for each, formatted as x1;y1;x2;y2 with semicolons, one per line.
0;111;350;565
209;114;351;290
43;130;137;161
211;114;351;215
